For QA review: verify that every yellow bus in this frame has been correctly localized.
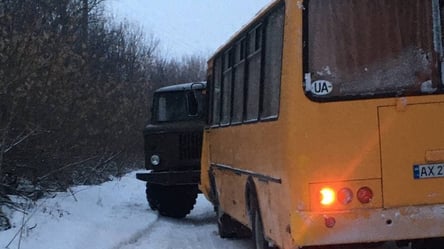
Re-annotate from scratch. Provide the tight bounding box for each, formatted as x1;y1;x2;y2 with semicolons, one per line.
200;0;444;248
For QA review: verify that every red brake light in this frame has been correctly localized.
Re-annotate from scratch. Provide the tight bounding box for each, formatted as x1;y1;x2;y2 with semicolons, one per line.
324;216;336;228
357;187;373;204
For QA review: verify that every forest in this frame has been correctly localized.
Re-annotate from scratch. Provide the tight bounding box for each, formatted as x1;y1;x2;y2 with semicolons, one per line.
0;0;206;228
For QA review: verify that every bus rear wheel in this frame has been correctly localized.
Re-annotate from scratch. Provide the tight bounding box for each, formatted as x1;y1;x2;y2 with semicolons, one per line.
249;194;275;249
252;207;274;249
217;207;251;238
146;183;198;218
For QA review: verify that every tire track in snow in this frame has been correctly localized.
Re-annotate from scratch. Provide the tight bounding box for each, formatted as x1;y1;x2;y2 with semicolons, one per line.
124;195;253;249
107;194;409;249
110;214;161;249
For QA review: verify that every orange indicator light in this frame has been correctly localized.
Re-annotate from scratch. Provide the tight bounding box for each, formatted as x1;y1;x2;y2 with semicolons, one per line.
320;187;336;206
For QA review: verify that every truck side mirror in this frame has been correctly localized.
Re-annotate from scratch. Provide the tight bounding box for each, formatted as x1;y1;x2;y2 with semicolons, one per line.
187;91;198;116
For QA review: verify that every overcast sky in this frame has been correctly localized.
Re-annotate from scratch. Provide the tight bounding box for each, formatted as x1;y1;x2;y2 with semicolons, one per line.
106;0;273;58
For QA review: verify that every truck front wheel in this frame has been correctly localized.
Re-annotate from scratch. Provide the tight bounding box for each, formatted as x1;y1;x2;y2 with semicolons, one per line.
145;183;198;219
145;183;159;211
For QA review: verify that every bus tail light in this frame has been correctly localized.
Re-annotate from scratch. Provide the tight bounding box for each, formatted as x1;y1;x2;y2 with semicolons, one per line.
337;188;353;205
320;187;336;206
314;184;377;210
357;187;373;204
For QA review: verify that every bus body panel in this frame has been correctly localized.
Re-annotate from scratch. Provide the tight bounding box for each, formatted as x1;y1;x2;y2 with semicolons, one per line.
206;121;288;242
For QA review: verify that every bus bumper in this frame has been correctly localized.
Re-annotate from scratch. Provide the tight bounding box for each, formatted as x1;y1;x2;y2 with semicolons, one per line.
290;204;444;247
136;170;200;186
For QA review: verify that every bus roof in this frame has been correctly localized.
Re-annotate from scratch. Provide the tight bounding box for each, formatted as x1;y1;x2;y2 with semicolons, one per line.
154;82;206;93
209;0;282;61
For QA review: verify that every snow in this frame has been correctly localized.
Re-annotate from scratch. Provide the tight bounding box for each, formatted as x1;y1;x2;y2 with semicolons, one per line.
0;171;406;249
0;171;251;249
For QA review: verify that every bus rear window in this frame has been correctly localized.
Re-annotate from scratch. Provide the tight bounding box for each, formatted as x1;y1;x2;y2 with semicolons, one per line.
304;0;442;101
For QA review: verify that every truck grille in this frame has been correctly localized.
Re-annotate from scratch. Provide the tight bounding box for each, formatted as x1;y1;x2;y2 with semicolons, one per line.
179;132;202;160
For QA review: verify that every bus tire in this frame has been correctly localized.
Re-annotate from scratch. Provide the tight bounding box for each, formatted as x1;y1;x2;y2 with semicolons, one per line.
217;207;251;238
212;174;251;239
146;184;198;218
248;187;275;249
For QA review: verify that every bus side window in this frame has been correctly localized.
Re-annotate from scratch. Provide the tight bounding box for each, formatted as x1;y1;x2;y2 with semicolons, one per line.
211;4;284;126
232;38;247;124
245;25;263;122
212;57;223;126
221;49;234;125
261;4;284;120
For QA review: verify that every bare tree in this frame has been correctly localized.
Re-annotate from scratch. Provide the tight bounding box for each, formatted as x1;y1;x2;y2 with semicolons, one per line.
0;0;207;230
0;0;159;187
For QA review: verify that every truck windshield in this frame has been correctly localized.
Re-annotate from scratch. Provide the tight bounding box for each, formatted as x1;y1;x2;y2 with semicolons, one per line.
153;90;206;122
304;0;443;101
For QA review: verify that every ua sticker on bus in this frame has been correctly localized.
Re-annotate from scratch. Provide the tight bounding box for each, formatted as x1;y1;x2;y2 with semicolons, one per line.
311;80;333;95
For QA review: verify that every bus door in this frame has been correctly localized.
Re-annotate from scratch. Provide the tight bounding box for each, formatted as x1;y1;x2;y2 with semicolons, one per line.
379;102;444;208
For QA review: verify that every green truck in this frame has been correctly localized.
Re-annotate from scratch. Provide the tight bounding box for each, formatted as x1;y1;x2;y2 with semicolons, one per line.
136;82;207;218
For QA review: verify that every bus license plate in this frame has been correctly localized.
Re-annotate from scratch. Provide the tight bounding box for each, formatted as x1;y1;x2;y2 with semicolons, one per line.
414;163;444;179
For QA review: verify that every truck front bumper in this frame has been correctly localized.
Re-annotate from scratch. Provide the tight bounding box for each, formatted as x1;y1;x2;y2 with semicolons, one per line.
136;170;200;186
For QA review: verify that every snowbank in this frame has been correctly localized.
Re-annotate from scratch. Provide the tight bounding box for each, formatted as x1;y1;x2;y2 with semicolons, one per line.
0;171;157;249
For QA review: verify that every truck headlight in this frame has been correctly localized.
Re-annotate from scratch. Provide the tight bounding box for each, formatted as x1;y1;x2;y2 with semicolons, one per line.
150;155;160;166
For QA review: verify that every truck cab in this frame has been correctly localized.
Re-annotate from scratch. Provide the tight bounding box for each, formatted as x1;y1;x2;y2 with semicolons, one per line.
136;82;206;218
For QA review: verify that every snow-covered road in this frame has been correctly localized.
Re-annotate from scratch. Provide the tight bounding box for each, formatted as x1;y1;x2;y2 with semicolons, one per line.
0;171;406;249
0;171;250;249
116;195;253;249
